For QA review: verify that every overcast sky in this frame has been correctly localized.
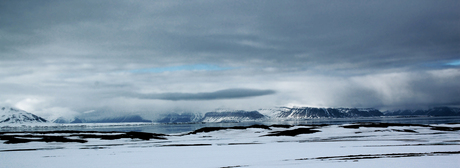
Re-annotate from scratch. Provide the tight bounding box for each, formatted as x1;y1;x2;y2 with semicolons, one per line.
1;0;459;120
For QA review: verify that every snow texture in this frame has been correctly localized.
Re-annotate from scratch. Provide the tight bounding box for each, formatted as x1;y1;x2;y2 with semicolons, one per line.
259;107;383;119
1;123;459;168
0;107;47;124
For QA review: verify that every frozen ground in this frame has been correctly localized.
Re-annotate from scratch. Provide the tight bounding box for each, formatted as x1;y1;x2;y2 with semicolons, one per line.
1;123;459;168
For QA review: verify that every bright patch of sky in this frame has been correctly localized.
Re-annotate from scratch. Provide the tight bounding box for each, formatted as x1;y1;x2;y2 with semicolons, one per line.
422;59;460;68
129;64;235;73
445;60;460;66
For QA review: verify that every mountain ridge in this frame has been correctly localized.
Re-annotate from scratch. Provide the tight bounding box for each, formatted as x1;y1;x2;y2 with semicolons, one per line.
2;106;460;124
259;107;384;119
0;107;48;124
54;115;152;123
157;106;460;123
200;111;265;123
383;107;460;116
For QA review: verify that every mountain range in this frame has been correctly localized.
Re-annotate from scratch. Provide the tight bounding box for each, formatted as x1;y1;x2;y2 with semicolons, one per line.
383;107;460;116
156;106;460;123
54;115;152;123
259;107;384;119
1;106;460;124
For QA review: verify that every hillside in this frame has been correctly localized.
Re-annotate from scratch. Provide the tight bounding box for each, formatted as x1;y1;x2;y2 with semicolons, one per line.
0;107;47;124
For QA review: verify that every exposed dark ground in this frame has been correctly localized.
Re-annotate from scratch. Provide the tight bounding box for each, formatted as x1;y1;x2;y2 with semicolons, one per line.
1;122;459;145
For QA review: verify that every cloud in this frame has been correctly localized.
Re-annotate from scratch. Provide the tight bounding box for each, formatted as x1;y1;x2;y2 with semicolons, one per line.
83;110;96;114
129;64;235;73
134;88;276;101
0;1;459;119
1;0;458;71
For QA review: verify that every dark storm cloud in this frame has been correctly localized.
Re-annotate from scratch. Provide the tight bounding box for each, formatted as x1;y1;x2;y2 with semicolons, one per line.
1;0;458;71
135;89;276;101
0;0;459;119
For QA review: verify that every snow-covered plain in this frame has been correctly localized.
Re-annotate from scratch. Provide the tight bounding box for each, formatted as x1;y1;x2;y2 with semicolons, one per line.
1;123;459;168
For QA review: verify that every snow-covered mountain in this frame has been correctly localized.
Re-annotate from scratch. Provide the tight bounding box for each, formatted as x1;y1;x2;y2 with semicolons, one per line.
3;105;459;125
200;111;266;123
0;107;48;124
157;107;385;123
384;107;460;116
156;111;265;123
54;115;152;123
259;107;383;119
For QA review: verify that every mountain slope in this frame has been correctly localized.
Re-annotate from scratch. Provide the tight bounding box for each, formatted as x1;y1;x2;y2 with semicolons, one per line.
200;111;266;122
54;115;152;123
384;107;460;116
0;107;48;124
260;107;383;119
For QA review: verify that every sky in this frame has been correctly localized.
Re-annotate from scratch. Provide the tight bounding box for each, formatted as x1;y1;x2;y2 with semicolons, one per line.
0;0;459;120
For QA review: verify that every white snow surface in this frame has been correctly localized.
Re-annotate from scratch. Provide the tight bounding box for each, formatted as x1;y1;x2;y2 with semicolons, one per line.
0;106;48;124
1;123;459;168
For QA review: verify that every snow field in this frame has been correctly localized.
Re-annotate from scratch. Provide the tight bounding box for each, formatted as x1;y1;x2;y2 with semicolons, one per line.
1;124;459;168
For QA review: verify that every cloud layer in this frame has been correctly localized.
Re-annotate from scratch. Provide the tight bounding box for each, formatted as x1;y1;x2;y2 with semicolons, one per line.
0;0;459;119
135;89;276;101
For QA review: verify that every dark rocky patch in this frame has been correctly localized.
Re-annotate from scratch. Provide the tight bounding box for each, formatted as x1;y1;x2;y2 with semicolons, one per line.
296;151;460;161
263;128;320;137
305;124;330;127
1;148;38;152
374;129;390;132
444;140;460;142
341;122;429;129
220;165;248;168
182;124;329;136
226;142;263;145
1;130;117;134
0;147;64;152
0;136;33;144
161;144;212;147
430;126;460;131
363;143;459;147
1;135;87;144
70;132;167;140
234;125;271;130
373;129;418;133
80;146;109;150
0;131;168;144
185;127;229;135
83;144;125;147
393;129;418;133
269;124;293;128
185;124;271;135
